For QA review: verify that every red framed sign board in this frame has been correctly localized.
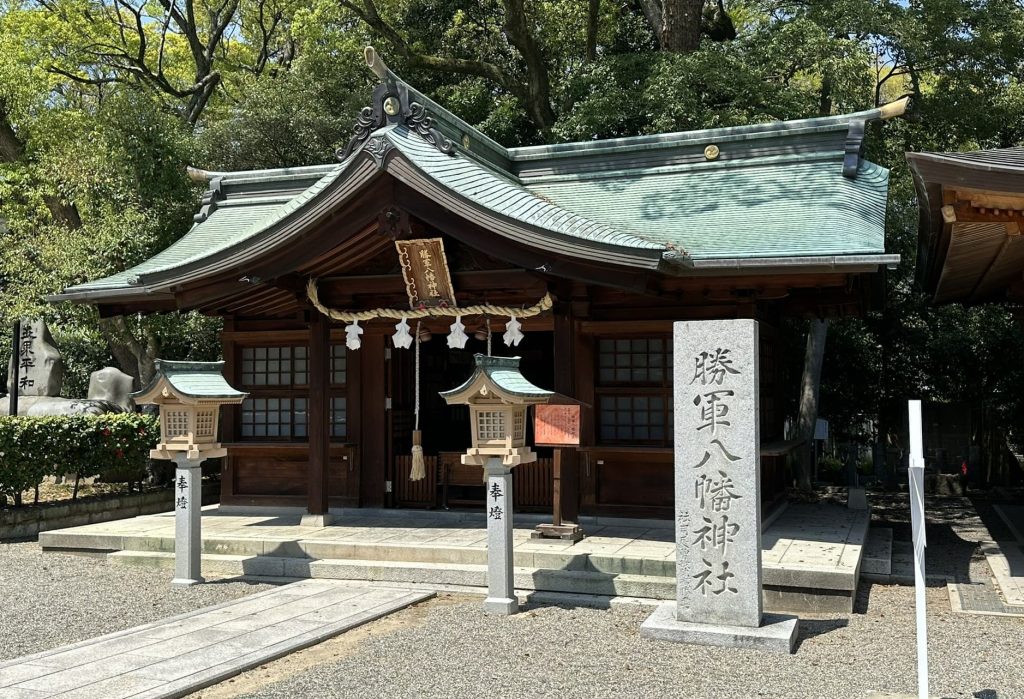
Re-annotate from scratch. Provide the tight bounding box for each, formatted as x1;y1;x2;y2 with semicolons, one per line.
534;404;581;447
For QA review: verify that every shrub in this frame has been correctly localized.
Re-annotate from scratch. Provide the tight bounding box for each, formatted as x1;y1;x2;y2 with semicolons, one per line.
0;413;159;503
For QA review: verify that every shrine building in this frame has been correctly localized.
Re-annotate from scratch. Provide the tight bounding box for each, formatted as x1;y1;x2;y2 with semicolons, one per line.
52;49;904;523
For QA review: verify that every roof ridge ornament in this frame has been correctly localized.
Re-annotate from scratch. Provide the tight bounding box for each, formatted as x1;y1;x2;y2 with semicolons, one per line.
842;96;910;178
336;46;455;162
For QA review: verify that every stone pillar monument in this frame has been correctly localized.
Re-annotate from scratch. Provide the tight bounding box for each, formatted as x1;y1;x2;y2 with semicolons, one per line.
641;319;798;653
484;458;516;614
172;454;205;586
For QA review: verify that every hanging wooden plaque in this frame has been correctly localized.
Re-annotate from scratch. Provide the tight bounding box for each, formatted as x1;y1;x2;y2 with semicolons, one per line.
395;238;457;309
534;404;581;446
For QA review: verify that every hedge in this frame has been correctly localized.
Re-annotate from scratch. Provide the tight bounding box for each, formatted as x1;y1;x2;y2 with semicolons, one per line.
0;413;160;503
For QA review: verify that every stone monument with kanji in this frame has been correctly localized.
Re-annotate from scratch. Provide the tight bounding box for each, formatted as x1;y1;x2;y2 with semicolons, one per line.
641;319;798;652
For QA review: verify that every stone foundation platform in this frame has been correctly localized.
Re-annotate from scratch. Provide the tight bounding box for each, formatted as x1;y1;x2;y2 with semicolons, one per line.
640;603;798;653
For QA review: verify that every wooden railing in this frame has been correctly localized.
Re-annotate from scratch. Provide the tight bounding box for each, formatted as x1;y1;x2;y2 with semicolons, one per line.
392;454;553;512
393;455;438;507
514;458;552;510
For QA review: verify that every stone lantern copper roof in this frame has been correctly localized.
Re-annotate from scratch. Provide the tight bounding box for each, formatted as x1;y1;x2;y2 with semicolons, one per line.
440;355;553;404
133;360;247;405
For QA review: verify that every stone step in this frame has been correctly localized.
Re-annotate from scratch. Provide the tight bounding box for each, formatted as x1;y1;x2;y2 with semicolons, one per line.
47;530;679;578
106;550;677;599
862;527;893;579
108;549;854;613
55;528;857;593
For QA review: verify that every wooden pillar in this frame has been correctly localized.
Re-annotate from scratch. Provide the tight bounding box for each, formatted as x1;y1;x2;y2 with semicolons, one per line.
306;311;331;520
219;317;237;506
359;333;387;508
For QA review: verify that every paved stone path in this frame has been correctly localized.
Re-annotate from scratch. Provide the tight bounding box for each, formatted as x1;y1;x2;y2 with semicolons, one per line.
0;580;432;699
949;580;1024;616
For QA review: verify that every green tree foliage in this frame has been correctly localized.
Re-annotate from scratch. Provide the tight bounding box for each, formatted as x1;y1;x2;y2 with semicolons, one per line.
2;0;1024;481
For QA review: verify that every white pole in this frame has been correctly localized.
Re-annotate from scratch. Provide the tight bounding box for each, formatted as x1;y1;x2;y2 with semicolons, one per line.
908;400;928;699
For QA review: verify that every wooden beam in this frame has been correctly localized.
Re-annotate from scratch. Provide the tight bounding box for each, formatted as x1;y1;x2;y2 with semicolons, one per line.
359;334;387;507
552;304;580;526
952;200;1024;227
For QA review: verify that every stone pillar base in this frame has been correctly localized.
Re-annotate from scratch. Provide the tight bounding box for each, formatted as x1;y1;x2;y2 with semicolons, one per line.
531;523;584;542
171;576;205;587
300;513;334;527
483;596;519;615
640;602;798;654
847;487;868;510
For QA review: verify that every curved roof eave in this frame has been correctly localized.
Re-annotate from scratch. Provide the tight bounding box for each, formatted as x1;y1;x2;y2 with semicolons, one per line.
61;137;669;302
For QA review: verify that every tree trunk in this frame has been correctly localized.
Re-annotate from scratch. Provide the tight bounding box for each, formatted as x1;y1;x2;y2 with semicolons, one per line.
98;316;159;390
794;319;828;491
659;0;705;53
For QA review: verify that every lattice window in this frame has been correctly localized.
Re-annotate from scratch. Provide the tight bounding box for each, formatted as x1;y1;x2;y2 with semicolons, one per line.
330;397;347;439
165;410;190;438
597;338;666;384
241;346;307;386
512;410;525;440
331;344;347;385
599;395;668;442
477;411;506;441
241;397;309;438
596;336;672;446
194;410;216;438
236;342;343;442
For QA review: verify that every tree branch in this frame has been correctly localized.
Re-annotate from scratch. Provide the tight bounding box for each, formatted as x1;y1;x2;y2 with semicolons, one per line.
586;0;600;62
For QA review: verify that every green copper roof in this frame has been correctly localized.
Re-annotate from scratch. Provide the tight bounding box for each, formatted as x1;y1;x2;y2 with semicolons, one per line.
440;354;553;401
529;155;889;259
133;360;247;401
386;126;663;251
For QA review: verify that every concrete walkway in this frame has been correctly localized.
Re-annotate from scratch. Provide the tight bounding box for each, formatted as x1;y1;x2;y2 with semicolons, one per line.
0;580;432;699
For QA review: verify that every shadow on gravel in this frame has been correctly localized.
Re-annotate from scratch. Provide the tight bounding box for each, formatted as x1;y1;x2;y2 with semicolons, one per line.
871;494;980;583
969;496;1016;542
973;690;999;698
202;577;282;588
793;617;848;651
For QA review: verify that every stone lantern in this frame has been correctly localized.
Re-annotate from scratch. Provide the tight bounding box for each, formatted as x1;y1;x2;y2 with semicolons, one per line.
441;354;551;614
133;360;246;586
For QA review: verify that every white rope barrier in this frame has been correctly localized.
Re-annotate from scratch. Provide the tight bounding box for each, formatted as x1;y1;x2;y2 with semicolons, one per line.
306;278;553;322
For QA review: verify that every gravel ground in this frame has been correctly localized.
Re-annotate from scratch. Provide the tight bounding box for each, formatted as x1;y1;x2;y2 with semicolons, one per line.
4;496;1021;698
200;584;1021;699
0;540;272;661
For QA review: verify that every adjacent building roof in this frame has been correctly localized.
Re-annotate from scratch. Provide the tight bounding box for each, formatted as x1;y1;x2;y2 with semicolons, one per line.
52;47;904;307
133;360;247;405
908;147;1024;304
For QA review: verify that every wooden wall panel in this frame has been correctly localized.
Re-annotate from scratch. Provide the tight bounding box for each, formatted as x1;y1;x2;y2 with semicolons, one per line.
232;450;307;497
